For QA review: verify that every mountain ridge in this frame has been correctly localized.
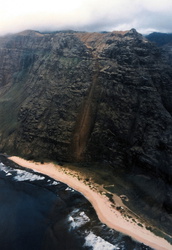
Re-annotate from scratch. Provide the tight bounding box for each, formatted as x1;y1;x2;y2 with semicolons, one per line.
146;32;172;65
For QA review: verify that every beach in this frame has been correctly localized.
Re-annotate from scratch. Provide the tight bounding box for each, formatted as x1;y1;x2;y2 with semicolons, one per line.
9;156;172;250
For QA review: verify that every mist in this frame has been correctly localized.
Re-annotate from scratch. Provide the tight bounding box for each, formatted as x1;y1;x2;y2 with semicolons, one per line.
1;0;172;35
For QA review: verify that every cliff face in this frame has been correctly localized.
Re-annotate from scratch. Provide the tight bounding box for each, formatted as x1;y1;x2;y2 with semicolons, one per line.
0;29;172;181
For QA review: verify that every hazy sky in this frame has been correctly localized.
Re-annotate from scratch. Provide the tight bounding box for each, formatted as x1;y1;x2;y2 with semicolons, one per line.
0;0;172;35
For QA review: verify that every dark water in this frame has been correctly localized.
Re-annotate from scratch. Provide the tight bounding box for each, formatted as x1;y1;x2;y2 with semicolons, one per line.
0;155;152;250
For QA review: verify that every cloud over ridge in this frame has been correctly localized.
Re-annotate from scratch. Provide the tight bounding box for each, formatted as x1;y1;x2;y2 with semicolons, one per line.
0;0;172;35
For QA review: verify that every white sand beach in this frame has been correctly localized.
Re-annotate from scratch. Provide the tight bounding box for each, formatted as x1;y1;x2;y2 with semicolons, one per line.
9;156;172;250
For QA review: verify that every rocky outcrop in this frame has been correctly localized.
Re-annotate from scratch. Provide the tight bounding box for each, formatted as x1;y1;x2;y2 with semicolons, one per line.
0;29;172;183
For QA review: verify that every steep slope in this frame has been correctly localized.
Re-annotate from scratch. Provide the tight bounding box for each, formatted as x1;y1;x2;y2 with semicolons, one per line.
0;29;172;185
71;58;100;161
0;30;94;160
77;29;172;182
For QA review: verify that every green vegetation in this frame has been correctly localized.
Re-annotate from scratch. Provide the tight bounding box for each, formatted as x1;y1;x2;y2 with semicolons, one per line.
105;192;114;203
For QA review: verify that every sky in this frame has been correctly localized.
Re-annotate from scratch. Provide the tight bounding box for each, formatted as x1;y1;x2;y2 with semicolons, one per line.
0;0;172;35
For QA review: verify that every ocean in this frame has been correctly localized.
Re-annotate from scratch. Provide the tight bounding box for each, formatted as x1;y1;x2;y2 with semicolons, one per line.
0;155;151;250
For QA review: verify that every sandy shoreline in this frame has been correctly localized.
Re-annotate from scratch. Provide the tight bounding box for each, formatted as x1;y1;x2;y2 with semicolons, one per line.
8;156;172;250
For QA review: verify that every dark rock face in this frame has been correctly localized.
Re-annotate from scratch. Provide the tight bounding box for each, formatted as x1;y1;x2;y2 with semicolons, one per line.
0;29;172;182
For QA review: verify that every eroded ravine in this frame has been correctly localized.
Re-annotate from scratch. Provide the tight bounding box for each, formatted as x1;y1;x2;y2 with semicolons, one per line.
71;58;100;161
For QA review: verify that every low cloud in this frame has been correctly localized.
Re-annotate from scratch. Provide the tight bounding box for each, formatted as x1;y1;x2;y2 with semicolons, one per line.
0;0;172;35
